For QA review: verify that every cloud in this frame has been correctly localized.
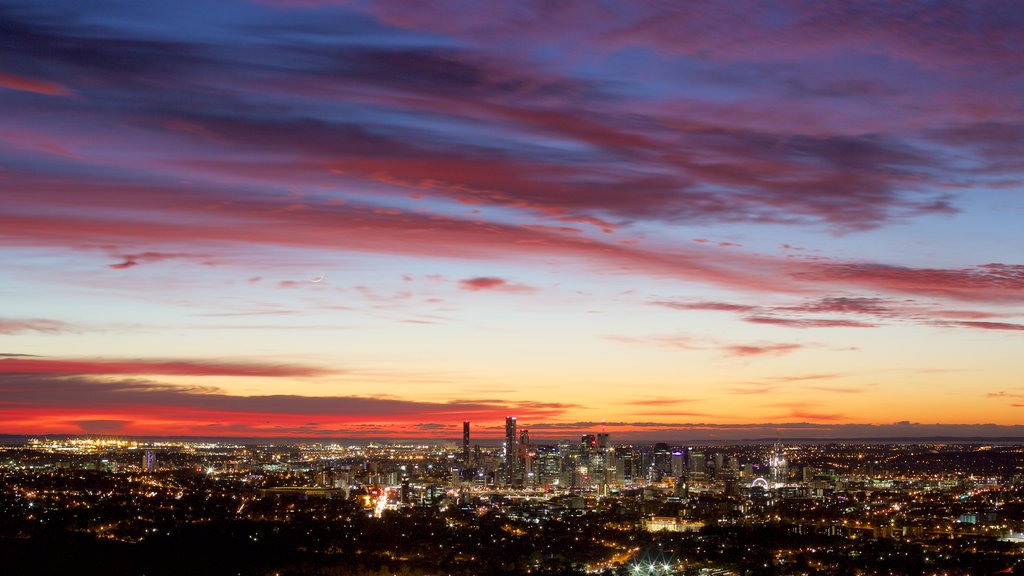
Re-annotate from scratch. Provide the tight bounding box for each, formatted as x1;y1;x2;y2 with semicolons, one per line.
411;422;452;431
0;318;76;335
799;263;1024;304
725;373;849;396
0;373;579;435
765;402;848;422
458;277;536;292
0;357;332;378
743;316;878;329
655;296;1024;334
949;321;1024;331
107;251;199;269
0;71;74;97
784;297;894;315
603;334;698;350
651;301;758;313
722;343;802;357
75;419;131;434
2;0;1009;247
624;397;702;406
607;333;803;359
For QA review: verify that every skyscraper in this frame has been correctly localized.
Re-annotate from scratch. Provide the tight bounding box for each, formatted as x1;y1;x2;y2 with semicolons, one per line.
688;450;705;476
504;416;518;486
519;429;532;486
462;420;470;465
142;450;156;472
671;450;685;478
769;440;788;489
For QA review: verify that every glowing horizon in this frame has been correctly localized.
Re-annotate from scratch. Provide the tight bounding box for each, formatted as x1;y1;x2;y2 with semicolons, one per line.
2;1;1024;441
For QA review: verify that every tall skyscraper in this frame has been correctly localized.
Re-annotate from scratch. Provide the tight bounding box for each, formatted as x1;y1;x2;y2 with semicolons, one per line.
769;441;788;489
519;429;531;486
688;451;705;476
142;450;156;472
504;416;519;486
462;420;470;464
671;450;685;478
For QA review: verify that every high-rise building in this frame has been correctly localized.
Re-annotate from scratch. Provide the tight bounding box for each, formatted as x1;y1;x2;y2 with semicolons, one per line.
616;445;638;481
504;416;519;486
462;420;471;464
688;450;705;474
142;450;156;472
652;443;671;478
769;441;788;488
671;450;685;478
536;445;562;487
581;434;597;449
519;429;532;486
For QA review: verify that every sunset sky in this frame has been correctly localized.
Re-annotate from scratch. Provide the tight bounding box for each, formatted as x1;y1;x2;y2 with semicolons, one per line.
3;1;1024;441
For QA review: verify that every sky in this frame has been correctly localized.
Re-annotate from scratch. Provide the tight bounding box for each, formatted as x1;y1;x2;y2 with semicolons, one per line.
2;0;1024;442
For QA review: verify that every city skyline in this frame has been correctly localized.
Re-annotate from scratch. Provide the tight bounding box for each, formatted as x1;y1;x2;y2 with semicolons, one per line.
3;1;1024;440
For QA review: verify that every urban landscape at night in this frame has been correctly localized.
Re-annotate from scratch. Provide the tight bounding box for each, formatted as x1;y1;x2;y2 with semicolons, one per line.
2;426;1024;575
4;0;1024;573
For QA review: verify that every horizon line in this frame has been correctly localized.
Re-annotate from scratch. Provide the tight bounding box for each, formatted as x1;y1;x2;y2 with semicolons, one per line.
5;432;1024;446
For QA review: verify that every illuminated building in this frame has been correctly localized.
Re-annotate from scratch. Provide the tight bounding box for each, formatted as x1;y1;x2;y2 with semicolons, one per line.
671;450;685;478
535;444;562;487
142;450;156;472
769;440;788;489
504;416;518;486
519;429;532;486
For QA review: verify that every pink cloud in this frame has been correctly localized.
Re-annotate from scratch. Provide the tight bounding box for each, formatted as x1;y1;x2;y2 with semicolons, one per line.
652;300;759;313
950;321;1024;331
0;318;74;335
0;72;74;97
107;251;199;269
722;343;802;357
799;263;1024;303
458;276;536;292
744;316;878;329
603;334;699;350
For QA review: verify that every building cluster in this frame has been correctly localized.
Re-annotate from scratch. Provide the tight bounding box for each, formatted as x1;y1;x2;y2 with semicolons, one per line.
462;418;788;499
2;432;1024;574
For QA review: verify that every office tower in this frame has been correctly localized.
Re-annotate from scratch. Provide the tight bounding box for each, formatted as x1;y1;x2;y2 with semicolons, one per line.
769;441;788;488
143;450;156;472
688;450;705;474
652;443;671;476
519;429;532;486
671;450;685;478
462;420;470;464
504;416;518;486
536;445;562;487
581;434;597;449
615;446;637;481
